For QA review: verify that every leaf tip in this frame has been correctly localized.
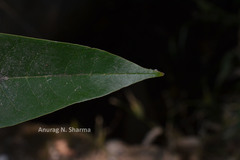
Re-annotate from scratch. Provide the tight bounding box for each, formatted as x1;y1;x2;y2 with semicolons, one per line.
153;69;165;77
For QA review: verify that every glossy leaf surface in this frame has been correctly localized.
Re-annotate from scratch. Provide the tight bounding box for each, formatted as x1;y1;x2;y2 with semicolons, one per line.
0;33;164;128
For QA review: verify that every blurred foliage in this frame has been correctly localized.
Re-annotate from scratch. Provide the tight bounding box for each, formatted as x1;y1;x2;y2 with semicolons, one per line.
1;0;240;159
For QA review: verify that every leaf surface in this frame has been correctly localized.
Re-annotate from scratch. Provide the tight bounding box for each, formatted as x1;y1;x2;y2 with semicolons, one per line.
0;33;164;128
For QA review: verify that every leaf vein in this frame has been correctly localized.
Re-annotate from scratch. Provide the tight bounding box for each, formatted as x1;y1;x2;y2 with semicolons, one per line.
0;84;18;111
25;78;44;108
7;72;157;80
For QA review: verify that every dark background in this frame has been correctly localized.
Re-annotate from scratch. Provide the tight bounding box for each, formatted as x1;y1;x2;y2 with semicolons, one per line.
1;0;240;158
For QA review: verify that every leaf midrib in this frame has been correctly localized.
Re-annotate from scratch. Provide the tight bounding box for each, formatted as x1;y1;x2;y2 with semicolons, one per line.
3;72;162;80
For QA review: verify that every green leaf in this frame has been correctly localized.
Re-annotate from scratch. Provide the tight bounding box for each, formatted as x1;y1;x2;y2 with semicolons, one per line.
0;33;164;128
